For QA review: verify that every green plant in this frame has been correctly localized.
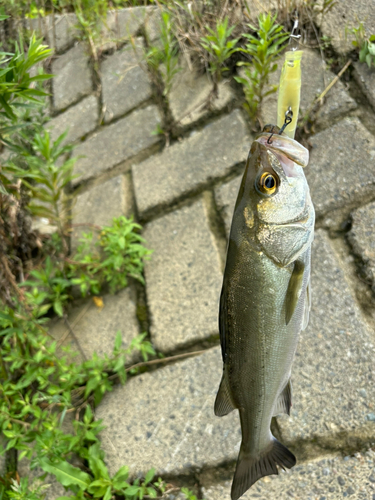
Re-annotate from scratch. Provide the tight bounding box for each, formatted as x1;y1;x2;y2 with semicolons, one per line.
0;294;161;497
144;10;180;96
0;19;53;304
235;13;289;122
5;129;76;243
73;0;108;60
70;215;152;296
200;16;239;88
347;22;375;68
5;477;48;500
181;487;199;500
0;30;52;136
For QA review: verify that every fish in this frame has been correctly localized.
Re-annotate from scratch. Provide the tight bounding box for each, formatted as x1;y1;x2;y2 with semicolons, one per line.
215;126;315;500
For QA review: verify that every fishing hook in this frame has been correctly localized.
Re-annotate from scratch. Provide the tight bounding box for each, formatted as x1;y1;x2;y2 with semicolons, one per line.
266;126;275;144
267;107;293;144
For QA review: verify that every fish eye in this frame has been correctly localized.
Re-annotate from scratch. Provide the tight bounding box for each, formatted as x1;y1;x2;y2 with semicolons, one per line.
257;172;278;195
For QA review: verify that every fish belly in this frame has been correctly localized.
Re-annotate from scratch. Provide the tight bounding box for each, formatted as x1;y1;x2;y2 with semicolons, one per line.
225;240;308;454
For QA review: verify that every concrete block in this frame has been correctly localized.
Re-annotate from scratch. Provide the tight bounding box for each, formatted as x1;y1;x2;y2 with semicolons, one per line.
133;110;251;217
73;105;161;183
143;198;222;352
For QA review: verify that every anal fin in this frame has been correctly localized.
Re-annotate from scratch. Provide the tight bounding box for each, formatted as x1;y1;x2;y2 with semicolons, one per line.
273;378;292;416
214;370;236;416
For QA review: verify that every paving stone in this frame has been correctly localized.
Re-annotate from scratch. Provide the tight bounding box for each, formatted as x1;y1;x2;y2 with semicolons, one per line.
348;201;375;291
27;13;78;53
133;110;251;216
306;117;375;217
101;41;151;123
169;60;234;126
105;6;148;41
353;62;375;112
53;13;79;53
200;449;375;499
277;229;375;444
71;174;132;250
50;288;140;362
52;44;92;111
18;464;71;499
260;49;357;130
143;199;222;352
96;346;241;478
319;0;375;54
244;0;278;21
49;314;85;366
73;105;161;184
215;175;241;236
144;6;161;43
46;95;98;145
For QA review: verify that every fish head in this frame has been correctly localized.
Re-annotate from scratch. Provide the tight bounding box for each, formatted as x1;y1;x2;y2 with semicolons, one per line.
235;133;315;266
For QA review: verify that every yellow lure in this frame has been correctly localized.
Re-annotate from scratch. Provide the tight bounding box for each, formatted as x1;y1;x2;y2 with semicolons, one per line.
277;50;303;139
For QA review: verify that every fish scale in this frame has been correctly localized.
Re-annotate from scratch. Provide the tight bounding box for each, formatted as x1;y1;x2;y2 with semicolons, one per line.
214;133;314;500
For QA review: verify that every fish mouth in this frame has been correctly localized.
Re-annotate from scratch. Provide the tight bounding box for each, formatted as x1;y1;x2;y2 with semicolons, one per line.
255;133;309;168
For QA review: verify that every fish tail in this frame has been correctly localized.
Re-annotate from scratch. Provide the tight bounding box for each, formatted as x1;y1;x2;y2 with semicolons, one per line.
231;438;296;500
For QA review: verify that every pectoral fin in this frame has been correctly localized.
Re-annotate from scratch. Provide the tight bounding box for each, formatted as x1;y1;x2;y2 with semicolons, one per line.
214;369;236;416
273;378;292;416
285;260;305;325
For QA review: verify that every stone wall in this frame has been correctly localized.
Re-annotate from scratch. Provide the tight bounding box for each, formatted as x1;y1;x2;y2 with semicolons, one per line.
11;2;375;498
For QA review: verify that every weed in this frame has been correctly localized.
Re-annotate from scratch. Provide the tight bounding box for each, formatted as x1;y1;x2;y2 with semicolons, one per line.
0;32;52;132
347;22;375;68
0;299;162;498
200;16;239;90
235;13;289;122
5;129;76;244
144;10;180;96
70;215;152;296
181;487;199;500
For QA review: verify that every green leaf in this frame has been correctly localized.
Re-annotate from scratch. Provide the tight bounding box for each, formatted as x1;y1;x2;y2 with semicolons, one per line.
125;485;141;495
53;300;64;317
39;460;91;489
103;486;112;500
144;468;155;485
88;443;110;480
114;331;122;352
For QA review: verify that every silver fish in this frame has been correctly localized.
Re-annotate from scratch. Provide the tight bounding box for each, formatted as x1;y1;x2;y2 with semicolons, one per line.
215;128;315;500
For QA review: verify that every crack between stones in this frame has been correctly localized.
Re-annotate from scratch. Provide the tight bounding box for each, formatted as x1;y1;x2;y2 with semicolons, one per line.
202;190;228;273
71;140;162;195
347;75;375;137
177;424;375;492
138;160;246;224
314;190;375;231
328;231;375;330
